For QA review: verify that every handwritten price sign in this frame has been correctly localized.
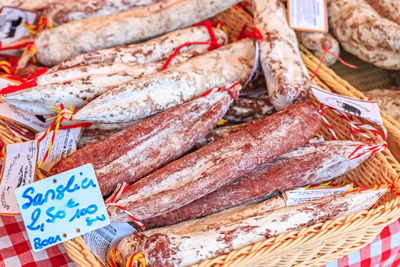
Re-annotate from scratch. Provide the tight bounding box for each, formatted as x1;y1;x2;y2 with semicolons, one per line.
15;164;110;252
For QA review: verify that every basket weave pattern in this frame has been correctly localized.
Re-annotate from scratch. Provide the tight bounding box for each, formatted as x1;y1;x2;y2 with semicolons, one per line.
1;5;400;267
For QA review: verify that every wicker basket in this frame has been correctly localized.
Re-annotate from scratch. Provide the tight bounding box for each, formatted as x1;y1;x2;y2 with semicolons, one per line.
1;4;400;267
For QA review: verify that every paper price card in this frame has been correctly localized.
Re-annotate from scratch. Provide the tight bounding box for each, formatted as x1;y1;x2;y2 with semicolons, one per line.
0;140;37;215
15;164;110;252
288;0;328;33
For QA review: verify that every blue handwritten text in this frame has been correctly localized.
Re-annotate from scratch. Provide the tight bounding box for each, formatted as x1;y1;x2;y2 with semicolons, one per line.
33;235;62;250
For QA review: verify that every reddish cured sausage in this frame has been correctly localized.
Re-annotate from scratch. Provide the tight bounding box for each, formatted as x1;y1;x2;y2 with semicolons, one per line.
117;189;386;267
108;101;321;222
49;85;239;196
143;140;370;228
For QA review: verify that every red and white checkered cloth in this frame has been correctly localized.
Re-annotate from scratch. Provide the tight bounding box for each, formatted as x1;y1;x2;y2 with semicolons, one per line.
0;216;73;267
1;215;399;266
326;220;400;267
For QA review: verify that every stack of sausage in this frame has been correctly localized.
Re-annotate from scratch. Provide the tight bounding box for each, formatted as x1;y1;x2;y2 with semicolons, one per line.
1;0;387;266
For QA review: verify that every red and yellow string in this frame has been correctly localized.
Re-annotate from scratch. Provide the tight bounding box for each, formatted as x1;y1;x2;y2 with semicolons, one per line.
0;16;51;78
343;175;400;196
36;103;91;168
24;16;53;35
126;253;146;267
37;103;73;167
304;180;349;189
108;248;119;267
0;67;49;94
108;249;146;267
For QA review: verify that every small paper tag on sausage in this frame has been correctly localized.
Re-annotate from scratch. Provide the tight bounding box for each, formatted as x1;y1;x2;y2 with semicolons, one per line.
287;0;328;33
0;102;52;132
15;164;110;252
311;85;384;127
283;183;353;206
0;7;37;48
37;128;81;173
0;140;38;215
83;223;136;265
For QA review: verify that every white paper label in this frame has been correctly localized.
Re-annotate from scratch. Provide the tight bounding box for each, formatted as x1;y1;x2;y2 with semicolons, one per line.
0;141;37;215
83;223;136;265
37;128;80;173
15;164;110;252
0;7;37;47
0;102;52;132
283;184;353;206
311;85;384;127
288;0;328;32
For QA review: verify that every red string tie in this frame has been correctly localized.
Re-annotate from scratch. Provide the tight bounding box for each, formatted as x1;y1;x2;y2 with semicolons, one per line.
238;24;263;40
311;44;357;81
104;183;146;231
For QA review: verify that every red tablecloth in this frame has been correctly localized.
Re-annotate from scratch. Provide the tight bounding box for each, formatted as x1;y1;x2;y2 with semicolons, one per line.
1;215;399;266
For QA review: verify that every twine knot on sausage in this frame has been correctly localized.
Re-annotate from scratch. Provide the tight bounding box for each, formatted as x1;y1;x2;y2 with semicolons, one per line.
37;103;91;167
104;183;146;231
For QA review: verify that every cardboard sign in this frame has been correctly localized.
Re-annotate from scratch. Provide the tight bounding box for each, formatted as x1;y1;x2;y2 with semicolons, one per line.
15;164;110;252
0;141;37;215
288;0;328;33
0;7;37;47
